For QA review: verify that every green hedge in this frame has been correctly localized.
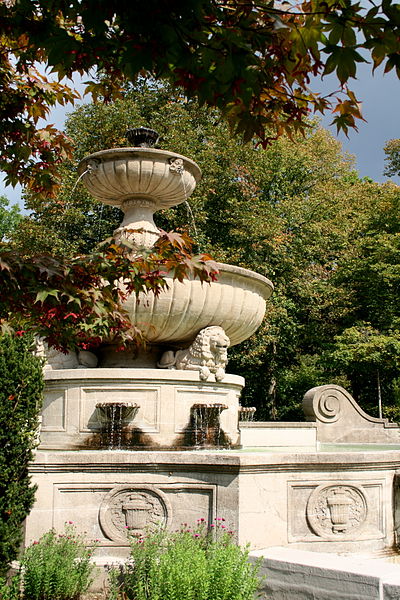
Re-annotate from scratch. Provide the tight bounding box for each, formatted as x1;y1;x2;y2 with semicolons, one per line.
0;334;43;576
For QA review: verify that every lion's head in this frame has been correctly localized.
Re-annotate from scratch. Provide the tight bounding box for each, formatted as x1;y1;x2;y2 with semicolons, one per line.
190;326;230;365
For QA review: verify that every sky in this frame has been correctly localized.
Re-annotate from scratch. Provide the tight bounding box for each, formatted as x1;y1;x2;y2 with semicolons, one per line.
1;63;399;211
318;62;400;184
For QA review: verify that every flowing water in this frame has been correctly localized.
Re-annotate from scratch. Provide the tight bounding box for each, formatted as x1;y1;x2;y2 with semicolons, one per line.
184;200;201;249
96;402;139;449
179;168;201;249
192;403;228;447
239;406;256;422
70;167;92;196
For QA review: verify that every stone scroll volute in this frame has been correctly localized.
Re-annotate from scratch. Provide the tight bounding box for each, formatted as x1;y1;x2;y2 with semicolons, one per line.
302;384;400;444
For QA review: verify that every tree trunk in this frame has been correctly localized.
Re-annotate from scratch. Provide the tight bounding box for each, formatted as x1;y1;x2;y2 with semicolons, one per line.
377;368;382;420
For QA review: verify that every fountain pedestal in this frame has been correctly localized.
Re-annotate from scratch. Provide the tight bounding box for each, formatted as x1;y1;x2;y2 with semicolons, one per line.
40;369;243;450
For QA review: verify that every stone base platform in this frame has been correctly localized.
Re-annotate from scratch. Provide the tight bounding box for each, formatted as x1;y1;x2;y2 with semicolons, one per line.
41;369;244;450
26;446;400;564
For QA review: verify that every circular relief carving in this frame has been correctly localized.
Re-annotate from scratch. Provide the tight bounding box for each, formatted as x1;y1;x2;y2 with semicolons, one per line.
307;484;367;540
99;485;169;543
315;391;342;423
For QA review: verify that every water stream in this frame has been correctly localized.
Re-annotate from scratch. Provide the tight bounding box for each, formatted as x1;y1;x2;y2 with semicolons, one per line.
70;166;92;196
184;200;201;250
191;403;228;448
239;406;256;422
179;169;201;250
96;402;139;449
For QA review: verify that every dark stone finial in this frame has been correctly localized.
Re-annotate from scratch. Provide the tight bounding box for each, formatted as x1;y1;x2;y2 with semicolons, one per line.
126;127;159;148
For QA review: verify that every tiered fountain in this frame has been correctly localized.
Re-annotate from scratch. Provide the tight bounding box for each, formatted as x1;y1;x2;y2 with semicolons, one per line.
27;129;400;599
36;127;273;452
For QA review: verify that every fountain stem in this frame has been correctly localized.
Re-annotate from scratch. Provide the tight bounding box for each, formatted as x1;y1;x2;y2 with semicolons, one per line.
114;198;160;247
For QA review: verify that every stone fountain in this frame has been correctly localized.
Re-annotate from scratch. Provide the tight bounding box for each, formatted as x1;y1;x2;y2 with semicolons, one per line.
26;129;400;599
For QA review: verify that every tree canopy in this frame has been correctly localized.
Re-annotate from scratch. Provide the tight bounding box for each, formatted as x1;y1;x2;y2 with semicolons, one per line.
384;138;400;178
1;0;400;195
0;196;21;241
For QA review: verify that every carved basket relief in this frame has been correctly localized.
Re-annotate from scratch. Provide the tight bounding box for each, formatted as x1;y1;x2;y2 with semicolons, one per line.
99;485;170;543
307;484;367;540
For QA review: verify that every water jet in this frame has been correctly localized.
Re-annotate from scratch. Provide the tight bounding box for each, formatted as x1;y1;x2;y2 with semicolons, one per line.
96;402;140;450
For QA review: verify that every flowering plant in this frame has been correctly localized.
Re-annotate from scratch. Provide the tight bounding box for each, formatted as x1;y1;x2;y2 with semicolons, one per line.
0;523;97;600
109;519;261;600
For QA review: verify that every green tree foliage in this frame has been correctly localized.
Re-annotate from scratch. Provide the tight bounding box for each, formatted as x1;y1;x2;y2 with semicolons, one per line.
13;84;400;421
323;183;400;418
0;334;43;575
384;139;400;178
324;325;400;419
0;196;21;242
1;0;400;195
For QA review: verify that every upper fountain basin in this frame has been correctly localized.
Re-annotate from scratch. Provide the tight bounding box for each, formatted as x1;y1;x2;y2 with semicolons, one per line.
122;262;273;346
78;148;201;208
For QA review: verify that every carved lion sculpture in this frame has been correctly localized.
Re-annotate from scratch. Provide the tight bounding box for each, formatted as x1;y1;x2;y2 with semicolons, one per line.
35;338;98;370
157;326;230;381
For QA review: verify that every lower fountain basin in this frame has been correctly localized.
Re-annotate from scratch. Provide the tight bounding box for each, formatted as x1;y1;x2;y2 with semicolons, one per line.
122;262;273;346
27;445;400;560
28;381;400;591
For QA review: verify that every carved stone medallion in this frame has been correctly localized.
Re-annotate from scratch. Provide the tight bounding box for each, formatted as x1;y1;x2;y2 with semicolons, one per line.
307;484;367;540
99;485;169;543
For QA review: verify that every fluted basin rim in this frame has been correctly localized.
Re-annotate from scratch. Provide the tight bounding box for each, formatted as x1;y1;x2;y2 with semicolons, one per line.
214;262;273;299
122;260;274;346
78;147;202;181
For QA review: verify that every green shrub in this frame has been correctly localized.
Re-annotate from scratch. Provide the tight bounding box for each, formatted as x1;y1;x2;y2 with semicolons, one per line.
0;572;20;600
0;333;43;576
114;520;261;600
1;524;97;600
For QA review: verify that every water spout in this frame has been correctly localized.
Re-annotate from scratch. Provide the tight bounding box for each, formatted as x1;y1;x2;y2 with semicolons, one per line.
96;402;140;450
70;165;94;196
239;406;256;422
191;403;228;448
